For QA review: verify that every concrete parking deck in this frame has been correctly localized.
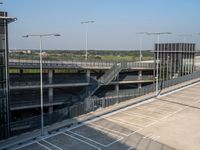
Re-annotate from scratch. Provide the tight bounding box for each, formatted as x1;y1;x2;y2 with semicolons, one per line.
12;82;200;150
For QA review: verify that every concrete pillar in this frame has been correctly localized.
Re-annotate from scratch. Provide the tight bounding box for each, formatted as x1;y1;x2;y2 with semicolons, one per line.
19;69;23;78
115;84;119;103
48;88;53;113
20;69;23;74
138;83;142;88
48;69;54;84
86;70;90;83
138;70;142;80
48;70;54;113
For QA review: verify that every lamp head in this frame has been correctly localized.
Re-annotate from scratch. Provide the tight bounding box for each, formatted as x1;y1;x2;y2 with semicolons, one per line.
22;35;29;38
54;34;61;36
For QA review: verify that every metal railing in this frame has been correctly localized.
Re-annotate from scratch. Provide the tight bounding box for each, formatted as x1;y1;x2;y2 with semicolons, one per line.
10;95;73;109
10;78;88;87
99;63;123;85
9;58;154;69
91;71;200;109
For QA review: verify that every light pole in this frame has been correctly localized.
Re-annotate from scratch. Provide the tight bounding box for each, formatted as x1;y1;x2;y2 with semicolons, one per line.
81;21;95;61
136;32;148;62
22;33;61;136
147;32;172;96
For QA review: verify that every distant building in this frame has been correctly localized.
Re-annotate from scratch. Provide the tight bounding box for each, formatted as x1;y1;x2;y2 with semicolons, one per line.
155;43;195;80
0;11;16;140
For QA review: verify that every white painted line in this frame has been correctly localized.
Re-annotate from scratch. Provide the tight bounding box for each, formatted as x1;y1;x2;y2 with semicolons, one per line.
67;130;107;147
159;99;200;122
36;142;51;150
15;141;37;150
103;118;142;131
106;117;144;128
88;123;134;137
42;139;63;150
71;124;124;139
143;134;160;141
127;147;134;150
103;117;142;129
137;132;162;142
136;106;173;115
62;132;101;150
68;129;123;147
104;127;143;147
152;136;160;141
122;110;158;120
121;112;156;121
105;137;124;147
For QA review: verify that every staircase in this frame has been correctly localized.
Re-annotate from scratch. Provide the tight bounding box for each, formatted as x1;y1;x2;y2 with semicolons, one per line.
80;62;126;111
98;63;123;85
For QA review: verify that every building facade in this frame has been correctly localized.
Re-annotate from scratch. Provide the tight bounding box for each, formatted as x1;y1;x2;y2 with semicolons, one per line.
155;43;195;81
0;11;16;140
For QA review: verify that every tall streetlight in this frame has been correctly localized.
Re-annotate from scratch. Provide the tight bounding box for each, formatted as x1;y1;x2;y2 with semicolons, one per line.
147;32;172;96
136;32;148;62
22;33;61;136
81;20;95;60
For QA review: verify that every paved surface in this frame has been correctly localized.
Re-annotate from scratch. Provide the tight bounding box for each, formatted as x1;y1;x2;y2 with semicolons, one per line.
15;82;200;150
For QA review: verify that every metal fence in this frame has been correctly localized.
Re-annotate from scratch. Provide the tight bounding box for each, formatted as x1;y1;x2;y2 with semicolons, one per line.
91;71;200;109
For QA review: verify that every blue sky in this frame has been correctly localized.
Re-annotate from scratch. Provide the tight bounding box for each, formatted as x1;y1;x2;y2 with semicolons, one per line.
2;0;200;50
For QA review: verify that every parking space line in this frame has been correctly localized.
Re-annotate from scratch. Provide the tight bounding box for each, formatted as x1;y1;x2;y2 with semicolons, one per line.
89;122;134;136
62;132;101;150
36;142;51;150
42;139;63;150
103;116;141;128
136;106;173;115
143;134;160;141
159;99;200;121
105;137;124;147
105;117;144;128
15;141;37;150
121;112;157;121
103;128;143;147
68;129;123;147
